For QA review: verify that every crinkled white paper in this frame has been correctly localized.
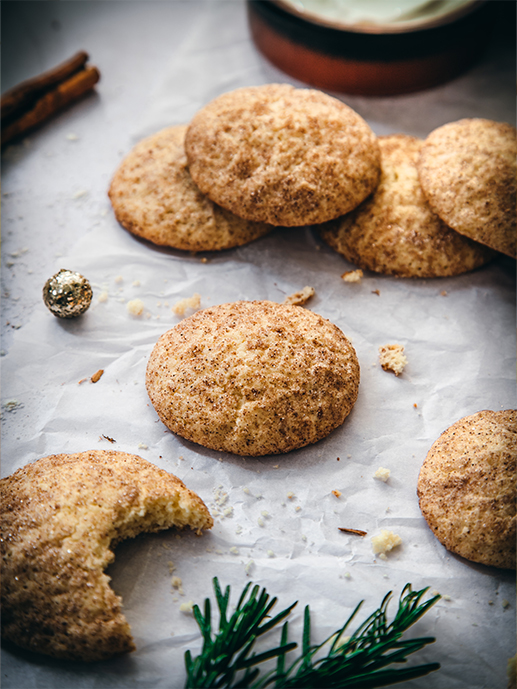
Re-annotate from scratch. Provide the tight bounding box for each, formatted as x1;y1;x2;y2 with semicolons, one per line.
1;2;515;688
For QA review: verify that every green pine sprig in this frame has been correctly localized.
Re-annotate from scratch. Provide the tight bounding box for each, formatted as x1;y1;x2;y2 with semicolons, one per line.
184;578;440;689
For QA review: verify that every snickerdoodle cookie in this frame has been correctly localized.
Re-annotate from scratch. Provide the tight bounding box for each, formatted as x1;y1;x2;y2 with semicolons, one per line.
108;125;273;252
146;300;360;456
1;450;212;661
418;118;516;258
320;134;495;277
184;84;380;226
417;410;516;570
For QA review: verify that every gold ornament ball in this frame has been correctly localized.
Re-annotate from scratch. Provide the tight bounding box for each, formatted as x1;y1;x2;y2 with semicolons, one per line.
43;269;93;318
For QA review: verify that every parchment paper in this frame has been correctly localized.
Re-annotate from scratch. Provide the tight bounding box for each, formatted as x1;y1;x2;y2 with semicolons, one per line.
1;2;515;688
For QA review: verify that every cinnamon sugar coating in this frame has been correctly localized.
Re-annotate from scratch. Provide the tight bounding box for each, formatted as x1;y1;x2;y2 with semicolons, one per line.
146;300;360;456
418;118;517;258
320;134;494;277
0;451;212;661
417;410;516;570
185;84;380;226
108;125;272;251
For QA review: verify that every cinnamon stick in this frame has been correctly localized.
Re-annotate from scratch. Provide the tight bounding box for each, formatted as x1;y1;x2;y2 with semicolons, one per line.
1;51;89;122
1;65;100;146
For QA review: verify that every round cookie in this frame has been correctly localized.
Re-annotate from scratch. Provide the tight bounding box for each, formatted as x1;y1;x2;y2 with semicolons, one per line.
418;118;517;258
0;450;213;661
417;410;516;570
184;84;380;227
146;300;360;456
108;125;273;252
320;134;495;277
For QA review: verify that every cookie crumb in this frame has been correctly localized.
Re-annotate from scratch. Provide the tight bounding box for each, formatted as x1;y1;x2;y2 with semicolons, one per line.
172;293;201;317
127;298;144;316
171;576;184;594
373;467;390;482
284;286;315;306
378;344;407;376
341;269;363;283
371;529;402;557
179;601;194;614
332;489;342;498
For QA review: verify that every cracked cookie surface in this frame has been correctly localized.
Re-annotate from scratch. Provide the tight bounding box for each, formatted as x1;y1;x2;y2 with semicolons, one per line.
185;84;380;227
146;300;360;456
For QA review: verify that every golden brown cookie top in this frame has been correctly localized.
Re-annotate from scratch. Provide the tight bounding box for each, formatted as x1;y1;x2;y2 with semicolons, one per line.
320;134;494;277
418;118;517;258
417;410;516;570
108;125;273;252
146;300;360;456
184;84;380;227
1;450;212;661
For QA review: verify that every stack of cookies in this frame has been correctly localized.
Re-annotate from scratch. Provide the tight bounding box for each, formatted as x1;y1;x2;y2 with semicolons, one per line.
109;84;516;274
109;83;381;251
321;120;516;277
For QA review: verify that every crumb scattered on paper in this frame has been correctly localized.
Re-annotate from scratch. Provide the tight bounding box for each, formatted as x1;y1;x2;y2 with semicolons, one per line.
284;286;315;306
172;293;201;316
341;269;363;283
373;467;390;482
127;298;144;316
371;529;402;558
179;601;194;614
378;344;407;376
171;576;184;594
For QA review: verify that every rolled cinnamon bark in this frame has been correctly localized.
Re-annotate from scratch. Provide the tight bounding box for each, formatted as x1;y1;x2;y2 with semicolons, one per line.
1;51;89;121
1;65;100;146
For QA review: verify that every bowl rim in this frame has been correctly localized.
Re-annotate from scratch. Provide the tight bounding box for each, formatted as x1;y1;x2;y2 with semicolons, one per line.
270;0;488;34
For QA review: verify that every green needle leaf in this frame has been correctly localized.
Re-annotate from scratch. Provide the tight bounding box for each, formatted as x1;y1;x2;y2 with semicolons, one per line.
184;580;440;689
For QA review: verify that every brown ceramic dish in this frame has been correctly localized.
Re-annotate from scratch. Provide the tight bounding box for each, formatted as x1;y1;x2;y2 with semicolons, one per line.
247;0;498;95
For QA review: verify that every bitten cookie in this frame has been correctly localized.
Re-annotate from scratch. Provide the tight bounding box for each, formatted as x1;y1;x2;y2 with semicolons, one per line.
108;125;273;252
0;451;213;661
146;300;360;456
417;410;516;570
320;134;495;277
185;84;380;226
418;118;517;258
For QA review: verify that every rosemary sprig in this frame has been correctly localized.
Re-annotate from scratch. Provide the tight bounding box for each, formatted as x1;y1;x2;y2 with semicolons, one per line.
185;578;440;689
